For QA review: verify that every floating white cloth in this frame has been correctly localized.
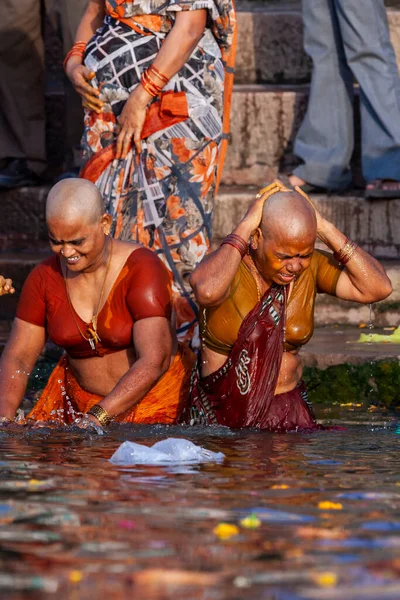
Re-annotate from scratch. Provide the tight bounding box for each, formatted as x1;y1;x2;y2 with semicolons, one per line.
109;438;225;465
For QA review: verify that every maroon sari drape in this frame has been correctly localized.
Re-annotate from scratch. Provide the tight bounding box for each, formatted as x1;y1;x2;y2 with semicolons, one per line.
181;284;320;431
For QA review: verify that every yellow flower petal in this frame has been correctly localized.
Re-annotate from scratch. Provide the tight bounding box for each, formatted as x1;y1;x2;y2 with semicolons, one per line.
318;501;343;510
69;571;83;583
271;484;290;489
313;572;338;587
213;523;239;540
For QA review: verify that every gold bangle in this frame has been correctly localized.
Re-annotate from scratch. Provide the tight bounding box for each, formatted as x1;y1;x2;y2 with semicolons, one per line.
333;238;358;265
87;404;112;426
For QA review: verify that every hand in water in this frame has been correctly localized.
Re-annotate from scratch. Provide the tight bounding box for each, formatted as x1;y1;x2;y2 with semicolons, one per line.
73;415;104;435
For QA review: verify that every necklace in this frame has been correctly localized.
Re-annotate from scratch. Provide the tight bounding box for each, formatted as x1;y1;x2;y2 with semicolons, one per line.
64;238;113;351
246;251;262;302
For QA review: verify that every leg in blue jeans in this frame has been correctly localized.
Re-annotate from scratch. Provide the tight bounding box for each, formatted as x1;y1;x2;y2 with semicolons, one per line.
294;0;400;188
293;0;354;190
335;0;400;183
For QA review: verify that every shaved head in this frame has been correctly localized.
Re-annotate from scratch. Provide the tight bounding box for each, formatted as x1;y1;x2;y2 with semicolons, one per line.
46;178;104;226
260;191;317;244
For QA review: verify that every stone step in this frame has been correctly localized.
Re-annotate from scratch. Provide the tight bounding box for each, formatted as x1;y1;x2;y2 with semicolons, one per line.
0;187;50;252
223;84;309;185
301;325;400;369
2;183;400;257
234;8;400;84
214;187;400;259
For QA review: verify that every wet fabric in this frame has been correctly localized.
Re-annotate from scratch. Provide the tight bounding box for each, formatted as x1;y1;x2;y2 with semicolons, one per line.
16;248;172;359
80;0;237;345
201;250;342;355
27;345;195;424
181;284;319;430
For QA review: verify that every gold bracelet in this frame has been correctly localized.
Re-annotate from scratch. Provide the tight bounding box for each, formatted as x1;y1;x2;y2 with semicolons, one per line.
87;404;112;426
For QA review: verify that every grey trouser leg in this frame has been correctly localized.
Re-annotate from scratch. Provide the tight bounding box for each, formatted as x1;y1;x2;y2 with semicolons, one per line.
335;0;400;182
0;0;46;174
294;0;400;187
293;0;354;190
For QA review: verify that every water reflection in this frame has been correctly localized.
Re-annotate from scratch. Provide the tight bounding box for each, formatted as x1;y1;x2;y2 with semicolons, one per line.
0;410;399;598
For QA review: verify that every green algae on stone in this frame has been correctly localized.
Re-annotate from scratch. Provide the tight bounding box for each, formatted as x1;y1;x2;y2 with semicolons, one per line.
303;360;400;407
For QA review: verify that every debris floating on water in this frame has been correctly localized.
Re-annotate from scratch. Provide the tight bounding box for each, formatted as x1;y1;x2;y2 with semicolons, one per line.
358;325;400;344
240;513;261;528
109;438;225;465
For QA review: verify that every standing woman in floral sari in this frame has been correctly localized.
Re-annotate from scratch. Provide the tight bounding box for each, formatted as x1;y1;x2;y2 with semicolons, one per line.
64;0;236;346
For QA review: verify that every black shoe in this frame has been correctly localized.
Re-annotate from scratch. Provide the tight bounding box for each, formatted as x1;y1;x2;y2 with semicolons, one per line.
0;159;40;189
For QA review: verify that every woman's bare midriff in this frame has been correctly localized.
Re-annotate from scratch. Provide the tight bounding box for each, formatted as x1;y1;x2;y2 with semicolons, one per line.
201;345;302;396
69;348;137;397
68;342;177;397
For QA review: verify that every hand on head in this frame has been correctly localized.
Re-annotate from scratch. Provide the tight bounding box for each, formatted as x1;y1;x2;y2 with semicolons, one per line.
293;185;324;233
0;276;15;296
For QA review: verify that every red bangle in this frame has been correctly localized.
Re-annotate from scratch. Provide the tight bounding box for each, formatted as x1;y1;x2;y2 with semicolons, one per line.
141;70;163;97
148;65;169;84
220;233;248;259
63;41;87;71
333;238;358;265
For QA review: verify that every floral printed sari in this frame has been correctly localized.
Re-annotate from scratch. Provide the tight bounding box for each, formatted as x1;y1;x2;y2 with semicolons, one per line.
80;0;236;345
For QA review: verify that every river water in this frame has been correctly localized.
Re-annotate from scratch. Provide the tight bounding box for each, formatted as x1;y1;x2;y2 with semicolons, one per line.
0;408;399;600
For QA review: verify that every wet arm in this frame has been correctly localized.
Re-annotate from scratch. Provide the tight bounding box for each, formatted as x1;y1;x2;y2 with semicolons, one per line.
0;319;46;420
190;199;266;307
95;317;172;419
318;220;392;303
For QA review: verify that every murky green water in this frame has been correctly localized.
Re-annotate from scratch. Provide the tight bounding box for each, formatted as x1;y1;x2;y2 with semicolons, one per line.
0;408;399;600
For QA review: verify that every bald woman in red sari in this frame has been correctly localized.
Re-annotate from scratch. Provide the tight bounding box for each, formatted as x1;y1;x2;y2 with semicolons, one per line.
0;179;194;429
181;181;392;431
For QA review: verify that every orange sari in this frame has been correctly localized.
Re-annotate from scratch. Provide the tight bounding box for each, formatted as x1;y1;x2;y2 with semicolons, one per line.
27;346;195;425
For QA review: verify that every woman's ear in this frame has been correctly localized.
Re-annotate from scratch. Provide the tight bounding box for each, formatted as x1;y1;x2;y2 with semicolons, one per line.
251;227;261;249
101;213;113;235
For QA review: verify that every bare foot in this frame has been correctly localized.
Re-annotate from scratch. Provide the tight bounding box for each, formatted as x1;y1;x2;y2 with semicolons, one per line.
289;174;306;188
365;179;400;199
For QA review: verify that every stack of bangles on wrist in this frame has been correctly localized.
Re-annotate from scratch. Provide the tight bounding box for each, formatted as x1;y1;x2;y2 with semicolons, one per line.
141;65;169;97
220;233;248;259
333;238;358;265
87;404;112;426
63;41;87;71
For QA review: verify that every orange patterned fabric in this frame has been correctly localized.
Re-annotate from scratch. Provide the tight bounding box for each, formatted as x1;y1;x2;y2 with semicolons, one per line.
27;346;195;425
